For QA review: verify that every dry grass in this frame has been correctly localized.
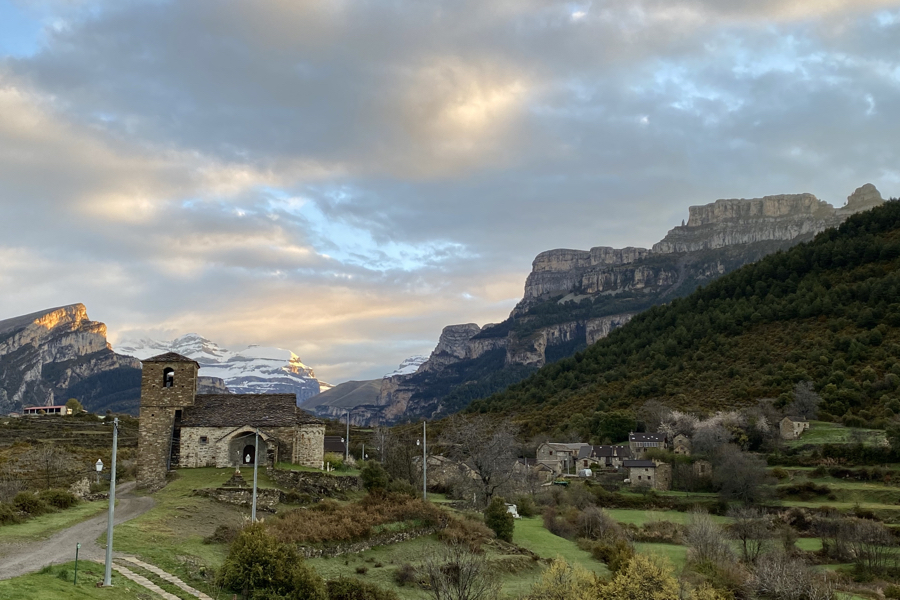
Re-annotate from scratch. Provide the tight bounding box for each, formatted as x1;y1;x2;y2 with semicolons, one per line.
269;494;444;544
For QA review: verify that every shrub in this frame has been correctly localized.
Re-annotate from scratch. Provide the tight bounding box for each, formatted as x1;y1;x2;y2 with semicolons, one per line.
542;507;577;540
596;554;680;600
326;578;399;600
771;467;789;480
218;523;326;599
885;584;900;599
439;515;494;552
38;489;78;510
581;538;634;573
360;461;389;495
324;452;348;471
13;492;50;516
523;557;595;599
354;566;368;575
269;494;443;544
484;497;514;543
0;503;22;525
394;564;418;587
204;524;239;545
515;495;538;518
386;479;417;498
281;491;313;505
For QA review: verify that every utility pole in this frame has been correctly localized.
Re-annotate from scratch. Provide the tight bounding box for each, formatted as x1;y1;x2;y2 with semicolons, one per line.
422;420;427;501
251;428;259;522
103;417;119;587
345;410;351;461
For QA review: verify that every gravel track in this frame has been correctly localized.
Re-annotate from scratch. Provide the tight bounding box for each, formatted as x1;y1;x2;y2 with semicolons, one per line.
0;481;155;580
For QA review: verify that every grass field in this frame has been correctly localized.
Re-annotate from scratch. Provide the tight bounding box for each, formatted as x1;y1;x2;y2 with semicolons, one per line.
0;562;155;599
0;501;108;543
512;517;608;577
784;421;886;448
605;509;730;526
634;542;688;571
111;469;249;595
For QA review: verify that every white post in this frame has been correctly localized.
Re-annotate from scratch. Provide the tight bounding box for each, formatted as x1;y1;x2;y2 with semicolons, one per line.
422;420;427;501
103;418;118;587
251;429;259;522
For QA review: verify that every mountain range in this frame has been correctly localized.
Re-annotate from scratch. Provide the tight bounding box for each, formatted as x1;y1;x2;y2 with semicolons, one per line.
329;184;885;425
115;334;330;404
471;196;900;438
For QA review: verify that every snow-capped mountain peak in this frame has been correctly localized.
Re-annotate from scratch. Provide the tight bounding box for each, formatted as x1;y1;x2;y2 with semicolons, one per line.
115;334;324;404
384;355;429;378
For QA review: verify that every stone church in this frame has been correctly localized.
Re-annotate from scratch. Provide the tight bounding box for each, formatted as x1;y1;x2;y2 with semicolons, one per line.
137;352;325;490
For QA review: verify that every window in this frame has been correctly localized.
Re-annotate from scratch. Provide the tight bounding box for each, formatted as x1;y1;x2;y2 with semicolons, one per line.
549;451;553;455
199;436;208;445
638;476;642;480
163;368;175;388
584;460;588;467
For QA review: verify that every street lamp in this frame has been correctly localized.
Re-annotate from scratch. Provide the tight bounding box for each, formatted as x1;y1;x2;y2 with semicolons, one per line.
416;421;427;501
95;459;103;485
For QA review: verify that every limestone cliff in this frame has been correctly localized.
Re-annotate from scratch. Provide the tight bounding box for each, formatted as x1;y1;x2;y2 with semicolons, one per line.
0;304;141;414
366;184;886;425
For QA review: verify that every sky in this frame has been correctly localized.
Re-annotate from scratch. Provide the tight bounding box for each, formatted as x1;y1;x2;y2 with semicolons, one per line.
0;0;899;383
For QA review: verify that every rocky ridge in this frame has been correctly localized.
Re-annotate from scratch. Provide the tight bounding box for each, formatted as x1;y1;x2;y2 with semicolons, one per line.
0;304;141;414
358;184;885;424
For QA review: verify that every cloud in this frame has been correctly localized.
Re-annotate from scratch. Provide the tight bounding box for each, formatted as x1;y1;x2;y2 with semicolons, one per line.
0;0;898;381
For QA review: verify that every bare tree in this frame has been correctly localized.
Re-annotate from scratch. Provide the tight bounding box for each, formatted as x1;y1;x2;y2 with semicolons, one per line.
788;381;821;420
727;507;772;563
422;542;500;600
441;416;518;506
381;425;423;488
752;552;835;600
30;445;69;490
685;510;733;567
712;445;771;505
845;518;897;574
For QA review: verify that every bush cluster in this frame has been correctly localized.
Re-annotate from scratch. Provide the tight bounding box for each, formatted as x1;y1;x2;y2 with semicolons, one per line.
268;494;443;544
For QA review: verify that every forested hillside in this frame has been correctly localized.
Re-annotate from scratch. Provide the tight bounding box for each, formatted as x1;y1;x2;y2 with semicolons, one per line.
469;200;900;438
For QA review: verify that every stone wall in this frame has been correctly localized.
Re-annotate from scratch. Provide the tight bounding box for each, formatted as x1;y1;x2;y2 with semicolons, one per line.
267;468;361;500
297;525;442;558
193;487;282;512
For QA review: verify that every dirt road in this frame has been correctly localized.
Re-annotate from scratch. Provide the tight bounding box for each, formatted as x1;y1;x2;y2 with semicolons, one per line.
0;482;155;580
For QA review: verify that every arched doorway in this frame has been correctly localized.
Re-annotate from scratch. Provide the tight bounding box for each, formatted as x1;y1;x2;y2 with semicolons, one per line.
242;444;255;465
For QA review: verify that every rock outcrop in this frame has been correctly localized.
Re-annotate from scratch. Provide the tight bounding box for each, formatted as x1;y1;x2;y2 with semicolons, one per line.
359;184;886;425
0;304;141;414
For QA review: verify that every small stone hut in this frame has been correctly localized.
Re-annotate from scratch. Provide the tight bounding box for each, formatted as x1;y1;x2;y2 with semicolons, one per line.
137;352;325;490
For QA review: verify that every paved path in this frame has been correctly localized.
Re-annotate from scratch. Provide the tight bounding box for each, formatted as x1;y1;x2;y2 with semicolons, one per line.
0;481;155;580
118;556;213;600
105;561;183;600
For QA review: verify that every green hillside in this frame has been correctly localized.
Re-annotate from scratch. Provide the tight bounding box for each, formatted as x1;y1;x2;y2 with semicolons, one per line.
468;200;900;438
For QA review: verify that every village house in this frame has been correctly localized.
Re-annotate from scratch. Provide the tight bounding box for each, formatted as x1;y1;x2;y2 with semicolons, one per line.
623;459;671;491
628;432;668;456
779;417;810;440
536;442;587;474
577;445;631;470
136;352;325;490
673;434;691;455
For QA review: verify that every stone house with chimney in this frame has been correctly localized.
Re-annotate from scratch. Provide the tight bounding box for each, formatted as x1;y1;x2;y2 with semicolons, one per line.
137;352;325;490
623;459;671;491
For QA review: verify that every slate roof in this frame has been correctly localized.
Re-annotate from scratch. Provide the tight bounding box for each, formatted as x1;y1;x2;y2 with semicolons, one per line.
579;445;631;459
623;460;656;468
629;433;666;443
324;436;346;453
180;394;322;428
142;352;200;367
